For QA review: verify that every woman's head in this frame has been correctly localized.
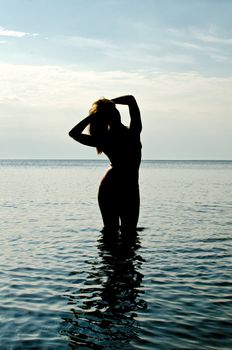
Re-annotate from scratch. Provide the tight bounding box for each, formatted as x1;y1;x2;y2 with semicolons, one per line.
89;98;121;153
89;98;114;114
89;98;121;125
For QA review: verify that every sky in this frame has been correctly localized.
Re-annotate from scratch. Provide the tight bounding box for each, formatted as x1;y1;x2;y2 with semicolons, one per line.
0;0;232;159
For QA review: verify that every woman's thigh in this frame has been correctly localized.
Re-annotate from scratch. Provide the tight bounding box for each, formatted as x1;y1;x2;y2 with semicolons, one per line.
98;168;119;228
119;184;140;230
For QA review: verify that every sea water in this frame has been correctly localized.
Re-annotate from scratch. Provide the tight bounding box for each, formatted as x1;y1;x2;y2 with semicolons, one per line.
0;160;231;350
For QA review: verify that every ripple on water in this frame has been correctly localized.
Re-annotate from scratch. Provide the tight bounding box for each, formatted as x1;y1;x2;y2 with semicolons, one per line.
0;160;232;349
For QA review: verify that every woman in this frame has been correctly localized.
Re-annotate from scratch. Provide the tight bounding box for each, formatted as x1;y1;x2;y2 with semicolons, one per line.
69;95;142;233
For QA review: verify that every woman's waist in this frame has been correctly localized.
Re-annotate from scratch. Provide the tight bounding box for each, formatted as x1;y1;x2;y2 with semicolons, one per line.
110;164;140;174
108;165;139;182
110;158;141;169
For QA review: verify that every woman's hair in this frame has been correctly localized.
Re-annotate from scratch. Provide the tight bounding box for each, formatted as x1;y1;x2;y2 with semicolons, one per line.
88;98;120;154
89;98;115;115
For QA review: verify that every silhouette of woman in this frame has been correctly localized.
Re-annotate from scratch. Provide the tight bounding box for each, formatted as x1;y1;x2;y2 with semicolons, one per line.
69;95;142;233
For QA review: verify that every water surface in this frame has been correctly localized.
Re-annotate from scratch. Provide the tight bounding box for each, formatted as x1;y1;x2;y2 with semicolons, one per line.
0;160;231;349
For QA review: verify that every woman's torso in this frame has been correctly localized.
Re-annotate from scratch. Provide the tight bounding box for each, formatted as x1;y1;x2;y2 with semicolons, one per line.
101;125;142;182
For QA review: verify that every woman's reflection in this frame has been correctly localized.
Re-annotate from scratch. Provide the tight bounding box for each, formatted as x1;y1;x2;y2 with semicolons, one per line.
60;231;147;349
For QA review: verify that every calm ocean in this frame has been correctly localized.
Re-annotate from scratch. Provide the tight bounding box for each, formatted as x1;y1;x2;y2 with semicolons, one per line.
0;160;232;350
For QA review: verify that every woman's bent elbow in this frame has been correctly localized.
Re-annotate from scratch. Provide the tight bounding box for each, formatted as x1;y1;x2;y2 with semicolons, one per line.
69;129;76;139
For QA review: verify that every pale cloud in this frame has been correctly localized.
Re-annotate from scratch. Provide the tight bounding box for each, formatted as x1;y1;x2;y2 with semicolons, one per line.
106;48;195;67
0;63;231;105
171;41;203;50
0;63;231;120
167;25;232;67
0;26;38;38
0;26;29;38
168;25;232;46
191;28;232;45
0;63;231;159
0;63;149;108
53;34;115;49
196;34;232;45
209;53;231;63
170;39;231;64
170;40;220;54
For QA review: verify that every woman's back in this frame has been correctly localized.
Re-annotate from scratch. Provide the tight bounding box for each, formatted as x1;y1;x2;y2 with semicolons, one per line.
102;125;142;173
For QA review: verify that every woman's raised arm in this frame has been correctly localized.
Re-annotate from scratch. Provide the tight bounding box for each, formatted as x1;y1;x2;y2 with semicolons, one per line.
111;95;142;134
69;115;97;147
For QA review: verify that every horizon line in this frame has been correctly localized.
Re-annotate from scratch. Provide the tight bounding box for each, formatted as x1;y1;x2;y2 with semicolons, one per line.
0;158;231;162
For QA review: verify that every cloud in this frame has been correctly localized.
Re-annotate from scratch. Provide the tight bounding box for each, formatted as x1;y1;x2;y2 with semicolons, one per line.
0;26;29;38
191;29;232;45
168;25;232;45
0;63;231;159
0;63;231;108
0;26;38;38
107;48;196;67
170;38;232;63
0;63;231;125
167;25;232;67
53;34;115;49
46;35;116;50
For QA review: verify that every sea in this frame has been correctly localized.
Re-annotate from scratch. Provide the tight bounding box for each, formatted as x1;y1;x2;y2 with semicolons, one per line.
0;159;231;350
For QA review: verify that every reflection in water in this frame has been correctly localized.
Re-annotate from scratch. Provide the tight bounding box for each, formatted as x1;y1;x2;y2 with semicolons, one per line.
60;232;147;349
